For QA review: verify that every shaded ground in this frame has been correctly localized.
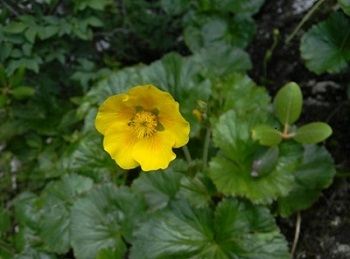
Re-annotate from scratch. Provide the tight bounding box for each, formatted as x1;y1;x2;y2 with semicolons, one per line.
248;0;350;258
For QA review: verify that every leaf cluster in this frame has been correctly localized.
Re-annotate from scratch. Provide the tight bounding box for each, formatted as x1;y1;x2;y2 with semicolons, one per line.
0;0;339;258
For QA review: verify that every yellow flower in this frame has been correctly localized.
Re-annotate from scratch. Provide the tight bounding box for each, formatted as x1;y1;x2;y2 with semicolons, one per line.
95;84;190;171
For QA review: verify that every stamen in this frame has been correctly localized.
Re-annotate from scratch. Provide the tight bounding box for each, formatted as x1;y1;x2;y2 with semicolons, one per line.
128;110;159;138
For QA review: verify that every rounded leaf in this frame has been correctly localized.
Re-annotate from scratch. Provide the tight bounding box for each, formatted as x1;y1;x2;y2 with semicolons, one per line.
251;124;282;146
294;122;332;144
273;82;302;125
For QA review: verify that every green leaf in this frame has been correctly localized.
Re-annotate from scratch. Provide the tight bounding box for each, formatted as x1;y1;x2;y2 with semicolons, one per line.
96;248;125;259
215;0;265;15
178;173;217;208
0;94;9;107
0;207;11;236
277;145;335;217
14;192;41;229
220;74;271;116
24;27;37;43
213;199;290;259
160;0;189;15
300;12;350;74
184;13;256;52
251;124;282;146
61;132;117;181
339;0;350;15
130;199;214;259
9;66;26;87
209;110;300;204
251;146;280;178
294;122;332;144
131;199;290;259
11;86;34;100
131;164;184;212
71;184;146;259
4;22;28;34
38;25;59;40
274;82;303;125
0;63;7;86
194;43;251;76
84;16;103;27
14;248;57;259
211;110;262;164
39;174;94;254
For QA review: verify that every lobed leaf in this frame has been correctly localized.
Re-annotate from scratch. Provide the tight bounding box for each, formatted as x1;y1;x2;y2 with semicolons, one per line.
300;12;350;74
131;198;290;259
277;145;335;217
39;174;94;254
71;184;147;259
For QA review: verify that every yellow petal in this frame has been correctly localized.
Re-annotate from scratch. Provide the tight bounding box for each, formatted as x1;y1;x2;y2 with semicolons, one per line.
127;85;190;148
158;102;190;148
132;131;176;171
95;94;135;135
103;123;139;170
126;85;172;111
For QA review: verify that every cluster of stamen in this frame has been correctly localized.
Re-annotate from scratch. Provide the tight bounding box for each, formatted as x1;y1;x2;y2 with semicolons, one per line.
128;110;158;138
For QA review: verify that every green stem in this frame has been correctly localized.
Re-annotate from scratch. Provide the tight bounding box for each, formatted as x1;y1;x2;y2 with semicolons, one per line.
202;127;211;171
285;0;325;44
182;145;192;165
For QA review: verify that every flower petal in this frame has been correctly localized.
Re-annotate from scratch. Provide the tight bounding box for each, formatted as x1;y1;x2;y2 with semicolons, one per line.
132;131;176;171
103;123;139;170
126;85;173;111
127;85;190;148
158;102;190;148
95;94;135;135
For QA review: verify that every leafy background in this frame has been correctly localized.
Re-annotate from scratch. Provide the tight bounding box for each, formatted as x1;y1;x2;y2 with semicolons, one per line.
1;0;350;258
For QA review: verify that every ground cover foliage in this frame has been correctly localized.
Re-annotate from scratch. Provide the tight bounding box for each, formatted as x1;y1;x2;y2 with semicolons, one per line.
0;0;349;258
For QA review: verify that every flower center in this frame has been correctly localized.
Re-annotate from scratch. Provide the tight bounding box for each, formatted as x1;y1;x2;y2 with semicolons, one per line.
128;110;158;138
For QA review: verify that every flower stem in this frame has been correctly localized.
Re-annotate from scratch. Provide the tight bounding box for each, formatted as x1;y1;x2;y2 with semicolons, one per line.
202;127;211;171
182;145;192;165
291;212;301;256
285;0;325;44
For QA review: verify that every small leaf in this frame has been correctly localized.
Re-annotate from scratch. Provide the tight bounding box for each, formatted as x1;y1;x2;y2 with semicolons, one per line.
11;86;35;100
300;12;350;74
294;122;332;144
274;82;302;125
24;27;37;43
0;95;9;108
85;16;103;27
251;146;280;178
4;22;28;34
251;124;282;146
339;0;350;15
0;207;11;236
9;66;26;87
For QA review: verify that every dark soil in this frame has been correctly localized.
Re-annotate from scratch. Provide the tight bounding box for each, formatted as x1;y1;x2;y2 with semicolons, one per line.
248;1;350;258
